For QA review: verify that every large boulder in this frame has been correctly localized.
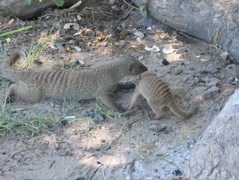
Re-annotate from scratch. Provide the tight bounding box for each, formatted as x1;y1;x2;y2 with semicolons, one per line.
0;0;92;20
184;89;239;179
132;0;239;62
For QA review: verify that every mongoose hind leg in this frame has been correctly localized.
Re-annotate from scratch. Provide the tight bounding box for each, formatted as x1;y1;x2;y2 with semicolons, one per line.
98;94;124;112
6;82;43;103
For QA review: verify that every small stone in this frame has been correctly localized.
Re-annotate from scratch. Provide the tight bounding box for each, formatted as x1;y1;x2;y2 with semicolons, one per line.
206;78;220;87
75;177;85;180
60;119;67;126
203;86;219;99
63;23;80;30
220;51;229;60
138;55;144;60
162;59;169;65
73;46;82;52
172;169;183;176
75;59;85;66
163;48;175;54
116;40;126;48
180;62;186;66
133;30;144;39
97;114;105;122
229;77;238;85
83;111;95;118
171;67;182;75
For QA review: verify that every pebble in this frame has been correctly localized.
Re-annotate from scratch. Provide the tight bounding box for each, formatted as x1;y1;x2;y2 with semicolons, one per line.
133;30;144;39
206;78;220;87
75;59;85;66
229;77;238;85
116;40;126;48
203;86;219;99
75;177;84;180
180;62;186;66
172;169;183;176
97;114;106;122
73;46;82;52
171;67;182;75
63;23;79;30
162;59;169;65
220;51;229;60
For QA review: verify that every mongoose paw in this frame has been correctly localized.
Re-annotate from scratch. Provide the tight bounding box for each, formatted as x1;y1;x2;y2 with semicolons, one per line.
5;95;15;103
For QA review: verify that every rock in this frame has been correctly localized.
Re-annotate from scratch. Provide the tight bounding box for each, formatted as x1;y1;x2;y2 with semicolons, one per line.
172;169;183;176
1;0;92;20
229;77;238;85
162;59;169;65
220;51;229;60
132;0;239;62
203;86;219;99
171;67;182;75
97;114;105;122
64;23;80;30
144;45;160;52
185;89;239;179
205;77;220;87
163;48;175;54
133;30;144;39
115;40;126;48
75;177;85;180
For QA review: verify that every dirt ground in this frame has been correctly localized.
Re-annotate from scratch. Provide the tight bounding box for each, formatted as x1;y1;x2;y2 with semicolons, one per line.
0;1;238;180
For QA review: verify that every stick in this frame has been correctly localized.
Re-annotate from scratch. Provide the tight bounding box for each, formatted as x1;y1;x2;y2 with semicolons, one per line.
69;0;82;9
0;26;33;38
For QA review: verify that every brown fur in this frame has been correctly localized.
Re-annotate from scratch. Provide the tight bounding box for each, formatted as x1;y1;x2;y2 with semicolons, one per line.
129;71;196;119
0;53;148;112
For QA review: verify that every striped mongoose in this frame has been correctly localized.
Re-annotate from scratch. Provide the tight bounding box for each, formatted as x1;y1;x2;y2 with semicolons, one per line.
0;53;148;112
129;71;196;119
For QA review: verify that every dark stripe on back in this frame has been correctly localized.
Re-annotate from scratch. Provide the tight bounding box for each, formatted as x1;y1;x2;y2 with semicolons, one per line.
49;71;59;83
44;71;52;84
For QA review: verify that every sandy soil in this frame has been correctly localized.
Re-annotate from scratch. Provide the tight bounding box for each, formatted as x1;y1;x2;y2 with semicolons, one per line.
0;1;238;180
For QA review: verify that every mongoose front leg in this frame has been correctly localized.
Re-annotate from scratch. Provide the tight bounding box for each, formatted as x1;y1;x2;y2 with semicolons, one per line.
129;87;141;109
98;94;124;112
5;84;17;103
149;101;165;120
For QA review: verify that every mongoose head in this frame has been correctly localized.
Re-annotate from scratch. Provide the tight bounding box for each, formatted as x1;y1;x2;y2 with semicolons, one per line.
128;59;148;75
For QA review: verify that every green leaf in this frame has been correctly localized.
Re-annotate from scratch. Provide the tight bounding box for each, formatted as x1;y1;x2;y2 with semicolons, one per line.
26;0;32;5
140;4;147;17
26;0;39;5
55;0;64;7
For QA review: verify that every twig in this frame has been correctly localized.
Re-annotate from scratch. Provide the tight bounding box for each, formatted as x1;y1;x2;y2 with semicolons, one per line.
178;32;201;42
10;149;27;158
69;0;82;9
121;6;134;20
123;0;139;10
102;169;106;180
89;164;104;180
104;124;124;150
218;97;225;112
49;160;55;169
128;158;136;180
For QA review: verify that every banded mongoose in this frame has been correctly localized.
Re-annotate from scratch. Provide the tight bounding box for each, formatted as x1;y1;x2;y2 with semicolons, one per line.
0;53;148;112
129;71;196;119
